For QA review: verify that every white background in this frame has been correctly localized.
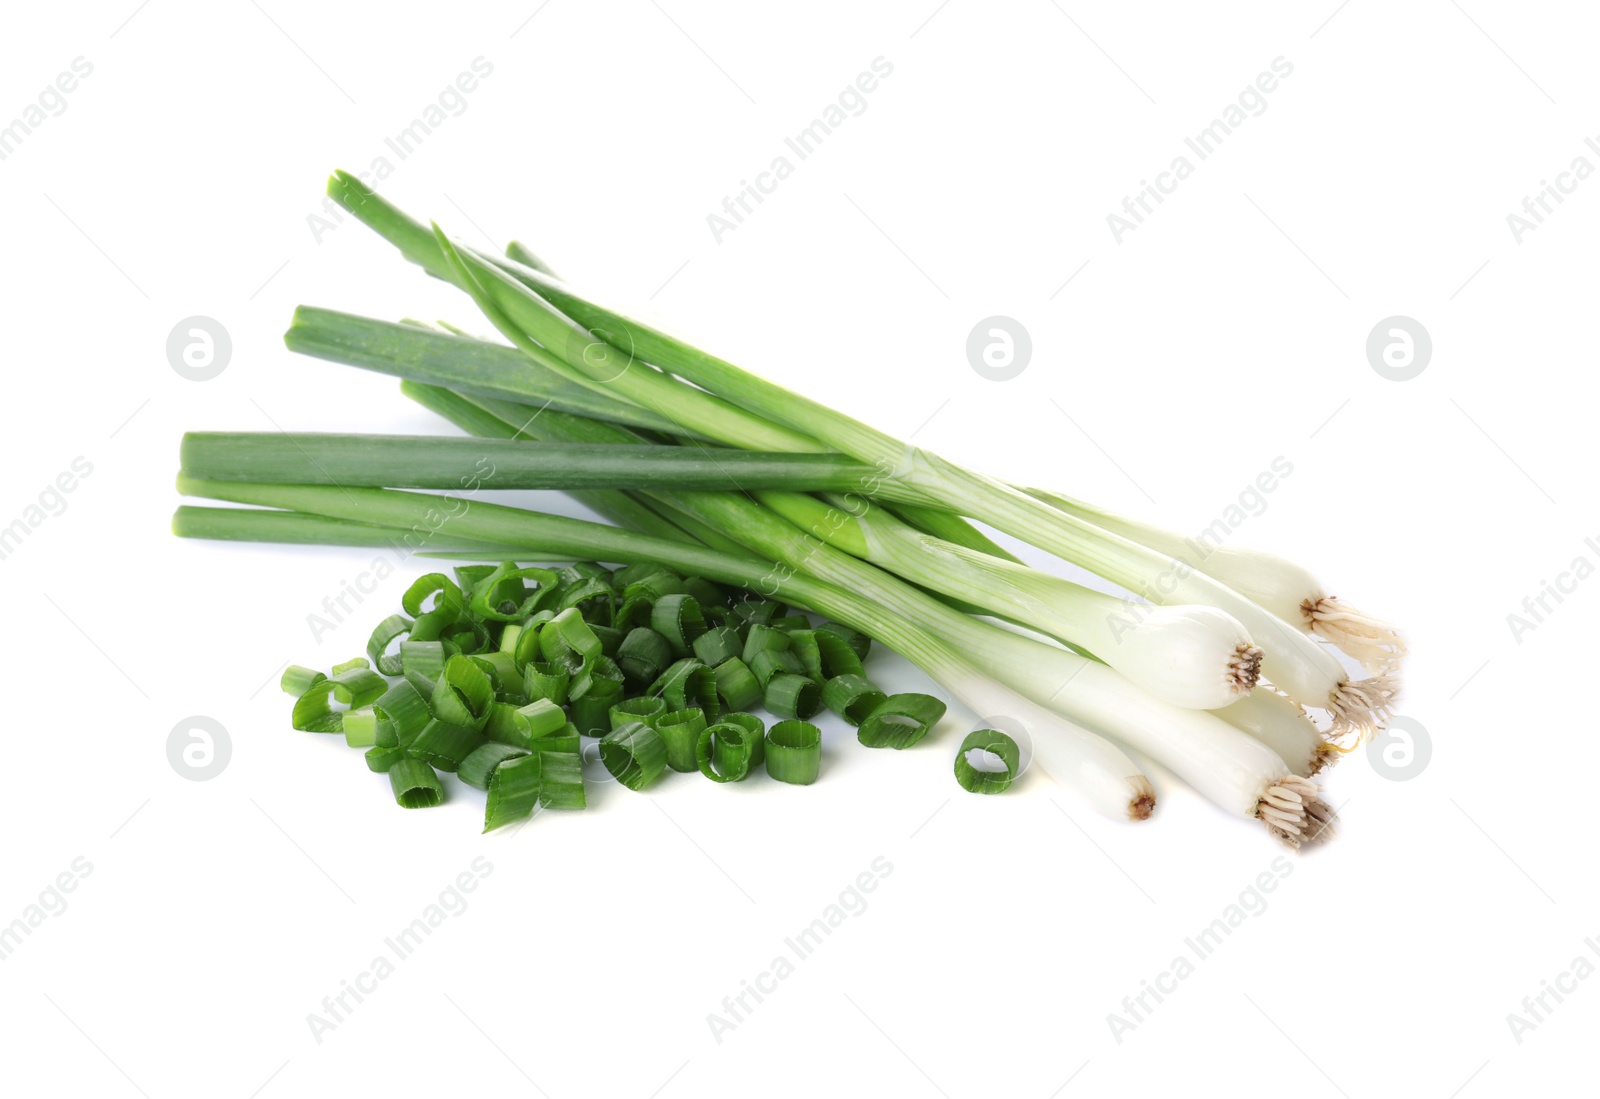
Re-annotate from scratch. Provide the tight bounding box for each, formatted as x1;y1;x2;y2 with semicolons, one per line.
0;2;1591;1096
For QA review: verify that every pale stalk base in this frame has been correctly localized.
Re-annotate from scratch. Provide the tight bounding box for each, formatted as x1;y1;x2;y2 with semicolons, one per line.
1256;776;1337;849
1303;596;1406;672
1307;742;1341;777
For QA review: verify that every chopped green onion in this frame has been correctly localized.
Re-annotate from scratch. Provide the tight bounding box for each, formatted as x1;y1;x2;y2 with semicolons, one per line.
649;658;720;720
540;607;603;664
280;664;325;696
822;675;887;726
692;625;742;667
523;660;571;705
858;693;946;750
408;718;485;772
342;706;378;748
331;656;370;675
536;749;586;810
764;673;821;721
817;621;871;662
599;722;667;791
953;729;1021;794
468;561;559;621
741;624;789;665
656;707;708;773
365;743;406;772
484;752;542;830
389;757;445;808
429;654;495;730
764;721;821;785
711;657;762;712
719;712;765;768
458;742;530;790
292;666;386;732
609;695;667;730
749;647;803;688
696;720;757;783
568;676;624;736
617;627;674;687
366;614;414;675
650;593;706;655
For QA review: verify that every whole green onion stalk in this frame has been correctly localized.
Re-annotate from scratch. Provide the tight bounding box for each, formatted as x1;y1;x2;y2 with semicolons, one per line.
319;172;1398;746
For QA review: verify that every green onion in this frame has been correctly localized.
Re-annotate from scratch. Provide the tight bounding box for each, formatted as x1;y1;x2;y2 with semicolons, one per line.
484;752;542;830
953;729;1021;794
749;647;803;688
696;720;757;783
536;750;586;810
292;666;386;733
568;676;624;736
281;664;325;696
389;758;445;808
458;742;529;791
523;659;570;704
764;673;821;721
711;657;762;712
858;693;946;750
718;712;765;768
342;706;378;748
821;675;887;727
407;718;485;772
656;707;708;773
366;614;414;675
649;658;720;720
764;721;821;785
609;695;667;730
365;743;406;773
599;722;667;791
617;627;674;686
430;654;495;730
179;431;913;496
692;625;742;667
650;593;706;655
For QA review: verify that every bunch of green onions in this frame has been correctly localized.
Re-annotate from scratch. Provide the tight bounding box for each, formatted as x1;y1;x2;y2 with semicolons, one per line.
173;171;1406;847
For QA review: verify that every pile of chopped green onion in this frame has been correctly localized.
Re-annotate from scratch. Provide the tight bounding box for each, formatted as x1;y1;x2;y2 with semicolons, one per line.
277;559;966;831
173;170;1407;848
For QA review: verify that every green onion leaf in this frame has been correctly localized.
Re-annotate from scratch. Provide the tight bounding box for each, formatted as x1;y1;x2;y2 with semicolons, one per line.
656;707;708;773
537;750;586;810
389;757;445;808
599;722;668;791
650;593;706;655
484;752;543;830
692;625;742;668
523;659;571;705
711;657;762;712
610;695;667;730
365;614;413;674
429;654;495;730
408;718;486;772
342;706;378;748
459;742;530;790
280;665;325;696
617;627;674;688
858;693;946;750
821;675;888;727
696;720;757;783
764;720;821;785
764;673;821;721
365;743;406;773
953;729;1022;794
649;658;720;720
